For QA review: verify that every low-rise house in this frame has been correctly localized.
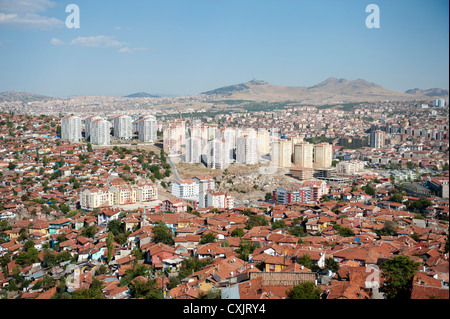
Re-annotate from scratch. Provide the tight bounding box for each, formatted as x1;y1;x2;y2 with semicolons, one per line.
262;255;293;272
144;243;179;270
48;218;71;235
174;234;201;250
161;199;188;213
195;243;226;259
123;217;140;232
97;208;121;227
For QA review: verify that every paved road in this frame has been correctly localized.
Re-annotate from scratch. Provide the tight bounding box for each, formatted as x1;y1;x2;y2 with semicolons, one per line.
167;155;181;181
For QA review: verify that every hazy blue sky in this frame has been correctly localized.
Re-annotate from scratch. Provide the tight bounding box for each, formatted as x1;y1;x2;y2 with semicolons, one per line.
0;0;448;97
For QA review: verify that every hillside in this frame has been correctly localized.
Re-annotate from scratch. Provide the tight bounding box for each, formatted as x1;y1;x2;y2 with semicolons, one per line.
0;91;54;102
124;92;161;98
405;88;449;98
201;78;441;104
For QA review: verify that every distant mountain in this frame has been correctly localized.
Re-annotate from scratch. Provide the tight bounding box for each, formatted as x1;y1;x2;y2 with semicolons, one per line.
405;88;449;98
124;92;160;98
308;77;383;93
0;91;53;102
202;80;268;96
201;78;430;103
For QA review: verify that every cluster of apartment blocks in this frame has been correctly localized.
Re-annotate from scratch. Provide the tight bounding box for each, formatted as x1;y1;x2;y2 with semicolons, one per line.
61;114;157;145
163;119;333;170
272;180;329;205
169;174;329;209
80;180;158;210
169;175;234;210
164;119;265;169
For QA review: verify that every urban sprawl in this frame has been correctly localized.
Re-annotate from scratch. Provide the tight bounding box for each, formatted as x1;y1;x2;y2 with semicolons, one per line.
0;97;448;300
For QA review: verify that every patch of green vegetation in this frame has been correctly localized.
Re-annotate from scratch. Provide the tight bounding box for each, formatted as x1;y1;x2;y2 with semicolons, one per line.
304;136;336;144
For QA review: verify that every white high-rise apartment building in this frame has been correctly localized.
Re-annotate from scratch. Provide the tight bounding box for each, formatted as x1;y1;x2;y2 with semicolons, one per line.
222;127;236;161
236;135;258;165
138;115;157;143
433;99;446;107
207;124;218;141
185;120;208;163
193;175;215;208
206;139;229;169
90;119;111;146
294;142;314;168
185;137;203;163
61;116;82;143
191;120;209;151
85;115;102;141
370;130;385;149
257;128;270;156
236;127;256;139
271;138;292;168
114;115;132;140
163;119;185;154
313;143;333;168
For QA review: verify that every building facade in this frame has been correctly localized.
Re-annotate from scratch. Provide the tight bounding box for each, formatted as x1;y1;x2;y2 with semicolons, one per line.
138;115;157;143
313;143;333;168
114;115;133;140
294;142;314;168
61;116;82;143
90;118;111;146
236;135;258;165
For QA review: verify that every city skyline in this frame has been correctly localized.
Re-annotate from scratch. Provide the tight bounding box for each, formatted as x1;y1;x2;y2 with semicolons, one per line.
0;0;448;97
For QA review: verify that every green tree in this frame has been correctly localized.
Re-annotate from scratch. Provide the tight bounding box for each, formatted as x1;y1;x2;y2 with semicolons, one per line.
406;199;433;216
129;278;163;299
245;215;269;229
178;257;213;279
333;224;355;237
324;257;340;273
71;278;104;299
59;203;70;214
152;222;174;245
362;183;376;196
297;254;313;269
106;232;114;263
81;225;97;238
236;240;260;261
231;227;245;237
287;218;307;238
107;219;124;236
380;255;420;299
286;281;322;299
199;232;217;244
389;192;404;203
389;174;396;185
119;263;151;287
42;249;57;268
271;220;286;230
